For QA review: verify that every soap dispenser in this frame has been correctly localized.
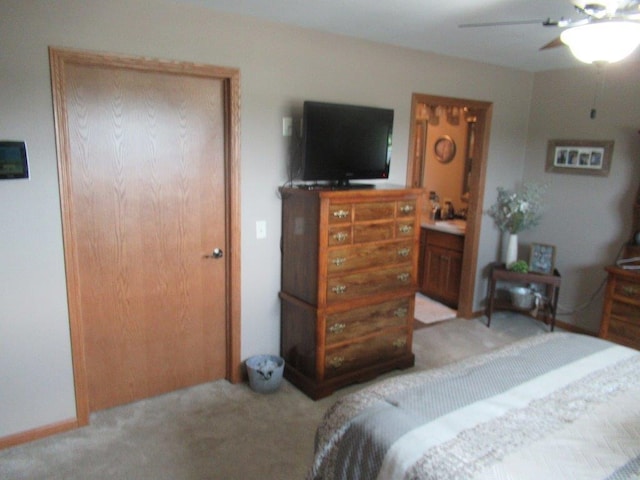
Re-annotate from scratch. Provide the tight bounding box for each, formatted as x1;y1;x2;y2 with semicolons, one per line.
443;199;455;220
445;200;456;220
428;191;441;220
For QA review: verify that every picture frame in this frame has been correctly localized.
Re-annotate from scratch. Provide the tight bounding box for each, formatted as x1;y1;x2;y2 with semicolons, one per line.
529;243;556;275
545;139;613;177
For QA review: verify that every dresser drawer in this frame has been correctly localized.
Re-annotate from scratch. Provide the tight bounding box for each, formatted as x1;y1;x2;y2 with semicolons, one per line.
353;222;395;243
354;201;395;222
613;279;640;303
324;331;409;378
328;226;352;246
328;241;413;274
397;221;415;238
607;316;640;349
397;200;417;218
328;203;352;224
611;300;640;324
325;296;412;345
327;265;414;303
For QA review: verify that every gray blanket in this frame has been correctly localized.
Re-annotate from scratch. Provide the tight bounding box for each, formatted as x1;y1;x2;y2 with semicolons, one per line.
308;333;640;480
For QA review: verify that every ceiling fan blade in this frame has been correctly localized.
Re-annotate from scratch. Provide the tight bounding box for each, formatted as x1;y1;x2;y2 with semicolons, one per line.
459;19;547;28
540;36;565;50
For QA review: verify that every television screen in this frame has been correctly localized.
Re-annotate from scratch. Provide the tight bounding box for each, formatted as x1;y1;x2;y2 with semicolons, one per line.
301;101;393;186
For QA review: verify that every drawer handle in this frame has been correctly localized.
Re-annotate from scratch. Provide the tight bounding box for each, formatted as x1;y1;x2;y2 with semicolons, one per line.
622;286;639;297
332;209;349;219
328;356;344;368
399;225;413;234
400;204;414;214
397;247;411;257
392;338;407;348
331;285;347;294
394;307;408;317
332;257;347;267
397;273;410;282
332;232;348;242
328;323;346;334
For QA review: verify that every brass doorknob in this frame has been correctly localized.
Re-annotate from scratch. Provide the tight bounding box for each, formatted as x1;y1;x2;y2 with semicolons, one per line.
206;248;224;259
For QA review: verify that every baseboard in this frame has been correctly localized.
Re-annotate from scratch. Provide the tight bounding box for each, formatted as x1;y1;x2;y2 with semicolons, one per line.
553;319;597;336
0;418;78;450
469;309;597;336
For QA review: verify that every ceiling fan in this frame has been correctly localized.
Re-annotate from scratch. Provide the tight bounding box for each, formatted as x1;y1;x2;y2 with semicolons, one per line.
460;1;640;64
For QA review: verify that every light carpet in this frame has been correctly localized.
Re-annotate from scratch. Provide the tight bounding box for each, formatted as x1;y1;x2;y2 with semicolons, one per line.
0;313;554;480
414;293;457;325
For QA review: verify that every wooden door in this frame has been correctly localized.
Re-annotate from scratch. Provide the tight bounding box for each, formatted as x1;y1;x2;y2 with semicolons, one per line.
50;49;241;418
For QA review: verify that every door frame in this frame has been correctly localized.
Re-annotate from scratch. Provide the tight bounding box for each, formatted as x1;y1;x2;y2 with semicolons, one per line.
49;47;242;425
406;93;492;319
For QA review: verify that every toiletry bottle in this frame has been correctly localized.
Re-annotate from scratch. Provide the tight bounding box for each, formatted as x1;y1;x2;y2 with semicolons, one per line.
429;192;440;221
442;198;454;220
445;200;455;219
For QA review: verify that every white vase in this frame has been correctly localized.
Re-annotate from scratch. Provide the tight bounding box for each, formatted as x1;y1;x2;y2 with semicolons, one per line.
505;233;518;266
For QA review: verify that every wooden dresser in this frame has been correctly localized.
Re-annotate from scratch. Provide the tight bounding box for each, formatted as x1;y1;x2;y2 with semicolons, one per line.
279;187;421;399
600;266;640;350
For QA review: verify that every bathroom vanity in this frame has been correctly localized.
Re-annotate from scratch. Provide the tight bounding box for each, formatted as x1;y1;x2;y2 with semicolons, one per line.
419;221;465;308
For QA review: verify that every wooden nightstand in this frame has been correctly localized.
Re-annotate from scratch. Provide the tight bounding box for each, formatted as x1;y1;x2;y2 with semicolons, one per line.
486;263;561;331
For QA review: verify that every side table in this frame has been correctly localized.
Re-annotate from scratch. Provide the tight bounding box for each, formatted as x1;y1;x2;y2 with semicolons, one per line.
486;263;561;331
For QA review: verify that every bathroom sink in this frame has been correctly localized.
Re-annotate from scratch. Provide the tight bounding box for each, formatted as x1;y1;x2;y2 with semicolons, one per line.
433;219;466;234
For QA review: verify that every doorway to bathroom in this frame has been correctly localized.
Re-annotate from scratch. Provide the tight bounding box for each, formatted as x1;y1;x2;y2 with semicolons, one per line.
406;93;493;319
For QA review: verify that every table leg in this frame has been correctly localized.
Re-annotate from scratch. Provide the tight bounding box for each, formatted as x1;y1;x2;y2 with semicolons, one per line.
486;277;496;328
550;285;559;332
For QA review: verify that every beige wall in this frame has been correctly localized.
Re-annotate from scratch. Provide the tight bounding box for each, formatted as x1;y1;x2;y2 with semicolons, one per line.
1;0;535;438
522;62;640;332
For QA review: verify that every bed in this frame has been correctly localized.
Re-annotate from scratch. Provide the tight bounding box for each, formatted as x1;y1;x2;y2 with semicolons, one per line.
307;333;640;480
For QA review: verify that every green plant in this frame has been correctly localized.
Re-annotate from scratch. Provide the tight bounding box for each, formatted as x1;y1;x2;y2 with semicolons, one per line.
508;260;529;273
487;182;546;234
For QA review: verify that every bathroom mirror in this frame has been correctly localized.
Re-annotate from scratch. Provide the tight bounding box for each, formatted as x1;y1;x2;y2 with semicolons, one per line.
434;135;456;164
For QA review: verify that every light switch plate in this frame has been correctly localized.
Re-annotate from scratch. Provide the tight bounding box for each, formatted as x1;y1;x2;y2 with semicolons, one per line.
256;220;267;239
282;117;292;137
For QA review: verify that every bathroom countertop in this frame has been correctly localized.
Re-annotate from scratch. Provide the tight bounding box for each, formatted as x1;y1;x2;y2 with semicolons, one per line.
421;218;466;236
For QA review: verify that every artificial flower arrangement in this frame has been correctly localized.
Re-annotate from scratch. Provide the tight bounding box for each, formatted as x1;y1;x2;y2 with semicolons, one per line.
487;182;546;234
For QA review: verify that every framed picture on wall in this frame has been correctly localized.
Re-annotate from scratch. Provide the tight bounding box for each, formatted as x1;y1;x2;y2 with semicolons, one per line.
529;243;556;275
545;139;613;176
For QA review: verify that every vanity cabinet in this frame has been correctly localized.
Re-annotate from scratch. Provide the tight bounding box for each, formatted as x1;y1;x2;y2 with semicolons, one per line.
600;266;640;350
279;187;421;399
419;228;463;308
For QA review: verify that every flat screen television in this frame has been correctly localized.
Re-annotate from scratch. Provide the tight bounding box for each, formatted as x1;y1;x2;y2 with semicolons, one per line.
300;101;393;188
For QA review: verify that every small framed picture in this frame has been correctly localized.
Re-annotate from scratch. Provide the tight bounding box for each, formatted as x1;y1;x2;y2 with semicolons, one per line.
529;243;556;275
545;139;613;176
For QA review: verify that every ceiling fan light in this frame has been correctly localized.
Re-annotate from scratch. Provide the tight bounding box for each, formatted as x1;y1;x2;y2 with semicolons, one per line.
560;21;640;63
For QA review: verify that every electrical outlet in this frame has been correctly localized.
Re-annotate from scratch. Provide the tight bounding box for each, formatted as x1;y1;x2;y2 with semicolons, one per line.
256;220;267;239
